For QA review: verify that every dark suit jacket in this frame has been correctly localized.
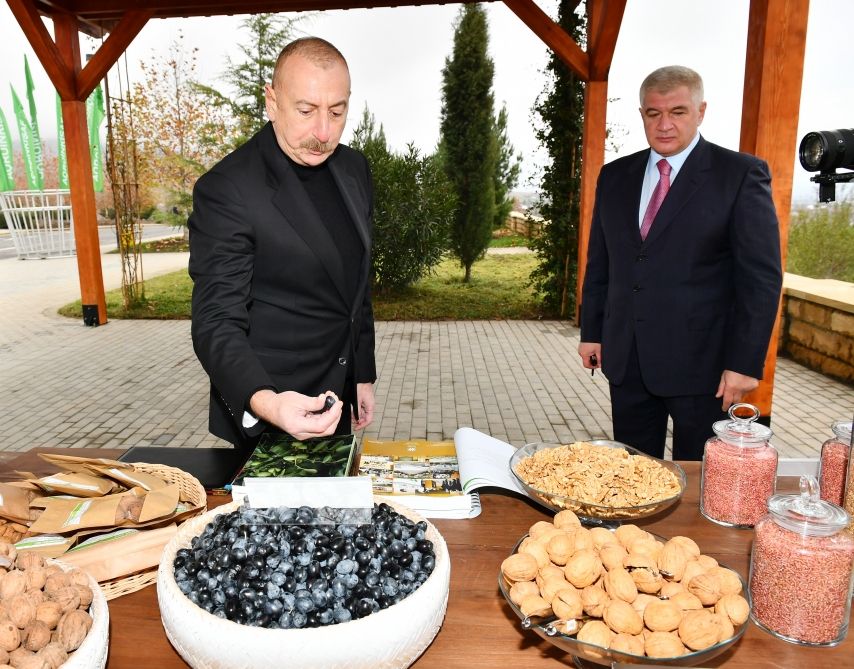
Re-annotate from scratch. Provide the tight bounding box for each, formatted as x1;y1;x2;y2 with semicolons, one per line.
189;123;376;447
580;136;782;397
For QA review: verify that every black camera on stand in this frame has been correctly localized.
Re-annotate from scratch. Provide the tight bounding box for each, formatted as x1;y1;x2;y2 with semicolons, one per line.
798;128;854;203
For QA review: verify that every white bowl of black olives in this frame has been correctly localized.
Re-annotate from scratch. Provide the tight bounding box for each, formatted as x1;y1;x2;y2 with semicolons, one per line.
157;498;450;669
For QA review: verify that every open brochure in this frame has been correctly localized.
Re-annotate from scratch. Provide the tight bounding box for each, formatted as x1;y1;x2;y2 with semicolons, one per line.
357;428;528;519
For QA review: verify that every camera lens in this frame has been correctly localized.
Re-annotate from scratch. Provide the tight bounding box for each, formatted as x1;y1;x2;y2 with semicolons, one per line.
798;133;825;171
799;128;854;172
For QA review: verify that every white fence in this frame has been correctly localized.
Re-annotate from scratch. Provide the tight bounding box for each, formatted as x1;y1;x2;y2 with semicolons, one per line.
0;190;74;259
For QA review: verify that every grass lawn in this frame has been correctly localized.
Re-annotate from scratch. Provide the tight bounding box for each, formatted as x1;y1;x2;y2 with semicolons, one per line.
58;252;544;320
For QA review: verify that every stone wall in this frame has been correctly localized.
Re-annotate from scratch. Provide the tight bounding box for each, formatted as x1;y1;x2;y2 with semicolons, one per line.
780;273;854;384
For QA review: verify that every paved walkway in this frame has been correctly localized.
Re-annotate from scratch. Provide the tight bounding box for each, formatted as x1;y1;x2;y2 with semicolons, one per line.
0;249;850;460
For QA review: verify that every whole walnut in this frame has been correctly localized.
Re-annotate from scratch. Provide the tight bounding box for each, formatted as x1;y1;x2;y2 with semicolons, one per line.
519;594;551;618
546;533;575;566
553;509;581;530
598;543;628;571
0;621;19;652
581;585;611;618
551;587;583;621
589;527;616;550
35;642;67;669
41;575;70;598
7;596;35;630
47;588;79;615
709;566;743;596
23;591;43;609
67;571;89;590
520;541;551;570
623;553;662;594
643;599;684;632
571;527;595;553
10;652;49;669
33;604;62;632
645;630;687;658
509;580;539;607
627;534;660;558
576;619;614;650
564;549;602;588
610;632;644;656
715;593;751;626
613;524;646;549
55;609;92;652
603;599;644;635
22;571;45;594
0;573;26;602
22;622;50;653
501;553;538;583
678;609;721;651
657;542;688;581
528;520;557;540
669;591;704;611
73;584;93;610
603;567;638;603
0;544;16;561
686;571;723;606
0;648;8;664
13;555;43;573
696;554;719;570
667;535;701;559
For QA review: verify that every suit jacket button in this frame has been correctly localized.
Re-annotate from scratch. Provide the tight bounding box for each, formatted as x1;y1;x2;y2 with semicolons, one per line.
339;357;348;366
633;285;641;292
636;254;647;261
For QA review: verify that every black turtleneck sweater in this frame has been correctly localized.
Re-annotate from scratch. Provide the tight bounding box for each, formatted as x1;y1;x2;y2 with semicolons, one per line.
285;151;363;307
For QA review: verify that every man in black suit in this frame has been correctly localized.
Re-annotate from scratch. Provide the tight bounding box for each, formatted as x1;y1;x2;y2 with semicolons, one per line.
189;37;376;448
578;65;782;461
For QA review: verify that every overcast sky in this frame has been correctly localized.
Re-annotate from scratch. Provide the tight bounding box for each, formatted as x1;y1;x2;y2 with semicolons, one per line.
1;0;852;206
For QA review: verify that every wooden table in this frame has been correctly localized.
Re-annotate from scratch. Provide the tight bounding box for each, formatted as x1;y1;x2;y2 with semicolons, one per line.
3;449;852;668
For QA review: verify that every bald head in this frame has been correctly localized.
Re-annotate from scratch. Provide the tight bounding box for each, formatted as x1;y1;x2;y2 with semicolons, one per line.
272;37;348;89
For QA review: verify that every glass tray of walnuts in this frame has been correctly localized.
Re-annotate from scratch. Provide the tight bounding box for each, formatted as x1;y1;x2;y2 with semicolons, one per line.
498;512;750;667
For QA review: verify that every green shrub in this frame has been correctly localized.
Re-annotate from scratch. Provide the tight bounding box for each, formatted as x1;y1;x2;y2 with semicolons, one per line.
787;200;854;282
351;108;456;292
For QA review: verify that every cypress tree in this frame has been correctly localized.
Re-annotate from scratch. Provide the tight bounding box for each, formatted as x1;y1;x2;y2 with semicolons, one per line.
439;4;498;283
529;0;586;317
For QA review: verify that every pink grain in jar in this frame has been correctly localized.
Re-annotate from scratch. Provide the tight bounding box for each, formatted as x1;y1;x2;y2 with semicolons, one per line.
700;403;777;528
819;423;850;507
749;476;854;646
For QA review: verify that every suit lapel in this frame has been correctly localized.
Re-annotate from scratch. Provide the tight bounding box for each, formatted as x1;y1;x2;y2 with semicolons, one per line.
643;137;712;246
259;125;349;305
624;152;649;245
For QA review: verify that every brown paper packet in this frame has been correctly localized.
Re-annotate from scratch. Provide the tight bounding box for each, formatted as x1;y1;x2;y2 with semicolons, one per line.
28;490;134;534
85;464;169;491
138;484;180;523
14;533;76;558
27;471;118;497
37;452;129;471
0;482;37;523
59;524;178;582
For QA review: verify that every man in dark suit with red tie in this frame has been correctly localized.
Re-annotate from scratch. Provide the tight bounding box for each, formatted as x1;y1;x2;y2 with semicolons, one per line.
189;37;376;448
578;65;783;461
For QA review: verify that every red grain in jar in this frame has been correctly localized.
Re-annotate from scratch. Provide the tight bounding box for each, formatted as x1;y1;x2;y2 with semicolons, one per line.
749;476;854;646
701;403;777;528
820;422;850;507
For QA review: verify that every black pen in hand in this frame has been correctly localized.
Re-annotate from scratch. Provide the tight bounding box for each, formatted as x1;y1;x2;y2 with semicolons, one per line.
310;394;336;415
589;353;597;377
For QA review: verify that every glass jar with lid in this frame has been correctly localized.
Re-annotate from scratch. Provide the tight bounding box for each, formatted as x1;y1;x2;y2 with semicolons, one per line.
820;420;852;507
700;403;777;527
749;475;854;646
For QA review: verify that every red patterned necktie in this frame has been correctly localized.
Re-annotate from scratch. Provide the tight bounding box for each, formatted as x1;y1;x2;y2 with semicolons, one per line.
640;158;672;241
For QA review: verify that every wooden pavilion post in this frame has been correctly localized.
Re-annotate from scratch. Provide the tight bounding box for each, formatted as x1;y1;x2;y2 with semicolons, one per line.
6;0;150;326
739;0;810;423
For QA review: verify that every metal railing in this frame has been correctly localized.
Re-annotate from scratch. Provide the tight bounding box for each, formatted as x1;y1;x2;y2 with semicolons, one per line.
0;190;74;259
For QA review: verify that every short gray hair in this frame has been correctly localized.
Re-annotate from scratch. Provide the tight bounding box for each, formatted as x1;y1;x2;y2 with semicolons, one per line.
639;66;704;107
273;37;348;87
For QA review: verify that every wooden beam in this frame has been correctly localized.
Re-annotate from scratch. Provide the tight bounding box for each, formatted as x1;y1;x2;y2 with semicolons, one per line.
576;79;608;322
739;0;810;418
76;9;151;99
502;0;589;80
587;0;626;80
55;12;108;325
6;0;75;99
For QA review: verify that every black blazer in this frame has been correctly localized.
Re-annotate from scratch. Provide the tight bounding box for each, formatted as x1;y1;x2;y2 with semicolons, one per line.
189;123;376;446
580;137;782;397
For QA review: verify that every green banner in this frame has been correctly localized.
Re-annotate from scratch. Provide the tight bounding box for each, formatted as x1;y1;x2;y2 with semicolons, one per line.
24;55;43;188
0;107;13;191
55;92;68;189
87;84;105;192
11;85;42;190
